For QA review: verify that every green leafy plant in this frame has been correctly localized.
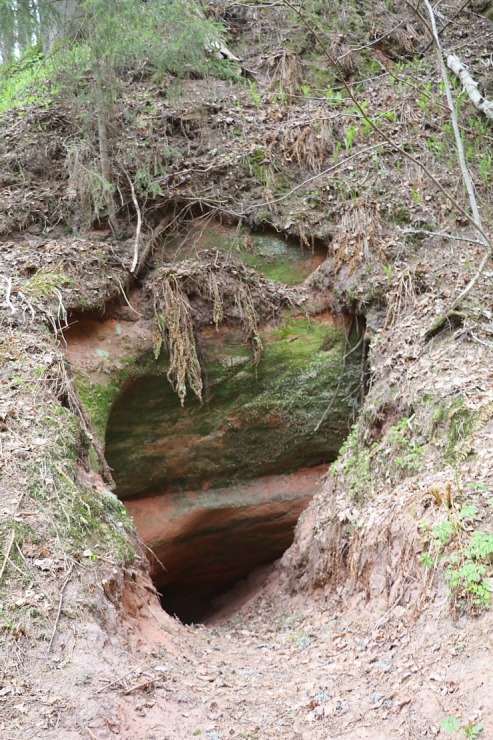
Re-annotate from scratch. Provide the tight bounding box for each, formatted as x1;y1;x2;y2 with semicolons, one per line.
440;716;484;738
387;417;425;473
325;88;343;106
382;264;392;284
248;79;261;109
344;124;358;151
332;140;342;164
420;493;493;611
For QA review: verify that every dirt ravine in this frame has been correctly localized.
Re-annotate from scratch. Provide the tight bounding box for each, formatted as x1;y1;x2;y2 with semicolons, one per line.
2;0;493;737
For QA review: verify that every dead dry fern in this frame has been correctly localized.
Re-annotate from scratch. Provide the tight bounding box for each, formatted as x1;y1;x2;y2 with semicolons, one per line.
268;49;303;98
279;111;333;172
332;199;389;274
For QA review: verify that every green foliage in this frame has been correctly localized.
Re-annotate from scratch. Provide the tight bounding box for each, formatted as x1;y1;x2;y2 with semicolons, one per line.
440;716;484;738
387;417;425;474
248;80;261;109
440;716;463;735
336;415;426;501
344;124;358;151
337;426;372;501
419;494;493;612
73;0;229;80
0;45;53;111
21;270;73;298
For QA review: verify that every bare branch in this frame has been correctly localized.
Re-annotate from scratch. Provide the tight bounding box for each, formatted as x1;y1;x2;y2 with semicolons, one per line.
422;0;492;332
447;53;493;120
123;169;142;274
0;276;16;313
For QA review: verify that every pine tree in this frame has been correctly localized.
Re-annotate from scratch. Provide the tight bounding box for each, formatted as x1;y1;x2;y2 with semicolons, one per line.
0;0;232;231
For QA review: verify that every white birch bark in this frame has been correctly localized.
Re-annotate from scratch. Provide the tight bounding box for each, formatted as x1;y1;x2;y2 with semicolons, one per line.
447;54;493;121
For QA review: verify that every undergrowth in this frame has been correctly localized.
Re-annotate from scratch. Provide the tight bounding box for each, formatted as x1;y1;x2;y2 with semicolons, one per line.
335;415;426;500
419;484;493;612
26;405;135;564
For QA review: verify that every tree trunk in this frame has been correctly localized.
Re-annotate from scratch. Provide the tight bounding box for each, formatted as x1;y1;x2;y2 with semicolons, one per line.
93;63;119;237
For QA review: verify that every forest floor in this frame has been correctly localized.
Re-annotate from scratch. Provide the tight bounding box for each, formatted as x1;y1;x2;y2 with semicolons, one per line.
2;556;491;739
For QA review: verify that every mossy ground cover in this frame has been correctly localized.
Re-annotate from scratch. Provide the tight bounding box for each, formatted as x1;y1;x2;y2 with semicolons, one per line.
0;328;136;662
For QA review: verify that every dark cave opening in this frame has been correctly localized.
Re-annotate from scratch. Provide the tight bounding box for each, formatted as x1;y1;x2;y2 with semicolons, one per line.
98;307;365;626
148;473;326;625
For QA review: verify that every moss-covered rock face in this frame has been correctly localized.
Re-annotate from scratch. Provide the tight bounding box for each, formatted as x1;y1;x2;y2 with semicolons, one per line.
163;219;326;285
105;314;362;499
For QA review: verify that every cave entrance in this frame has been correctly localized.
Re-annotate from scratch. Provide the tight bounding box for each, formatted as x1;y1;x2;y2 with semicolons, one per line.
60;224;366;625
140;465;327;625
102;313;364;624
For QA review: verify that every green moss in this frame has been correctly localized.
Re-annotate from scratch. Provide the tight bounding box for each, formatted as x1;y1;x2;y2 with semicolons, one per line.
76;352;156;445
390;207;411;226
431;397;475;464
445;404;474;464
336;415;427;502
105;316;362;498
77;375;122;443
163;226;318;285
24;406;135;565
21;270;74;298
336;426;373;501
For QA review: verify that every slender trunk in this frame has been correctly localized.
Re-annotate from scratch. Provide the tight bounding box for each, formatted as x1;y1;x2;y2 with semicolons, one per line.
93;63;119;237
39;0;79;54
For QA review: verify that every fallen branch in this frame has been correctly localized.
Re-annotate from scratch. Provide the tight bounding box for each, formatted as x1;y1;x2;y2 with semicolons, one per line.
47;562;73;653
124;676;162;695
0;529;15;584
447;54;493;120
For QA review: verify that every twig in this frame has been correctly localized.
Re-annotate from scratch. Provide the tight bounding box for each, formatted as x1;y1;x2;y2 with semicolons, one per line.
123;169;142;273
60;359;115;487
47;563;74;653
0;530;15;584
245;145;383;212
338;22;406;60
403;228;486;247
470;332;493;348
124;676;162;695
314;321;362;432
116;278;144;317
95;658;149;694
375;575;411;628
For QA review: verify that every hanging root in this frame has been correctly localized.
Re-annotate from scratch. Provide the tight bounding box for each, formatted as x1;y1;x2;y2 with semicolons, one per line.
156;275;203;405
149;250;301;404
